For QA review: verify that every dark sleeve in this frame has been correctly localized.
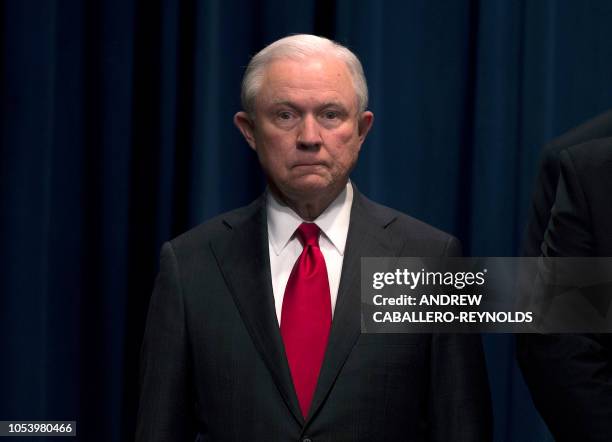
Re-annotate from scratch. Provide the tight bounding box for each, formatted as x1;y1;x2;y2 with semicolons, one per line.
430;235;493;442
542;149;594;257
518;149;612;442
523;144;562;256
135;242;198;442
429;334;493;442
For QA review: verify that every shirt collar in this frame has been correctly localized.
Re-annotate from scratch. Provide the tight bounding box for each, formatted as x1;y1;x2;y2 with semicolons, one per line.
267;181;354;256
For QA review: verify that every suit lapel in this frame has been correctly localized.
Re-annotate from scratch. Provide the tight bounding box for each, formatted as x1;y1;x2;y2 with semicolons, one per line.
209;196;304;425
307;190;400;422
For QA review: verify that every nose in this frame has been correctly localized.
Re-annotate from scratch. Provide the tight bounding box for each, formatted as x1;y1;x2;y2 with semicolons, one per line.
296;115;322;150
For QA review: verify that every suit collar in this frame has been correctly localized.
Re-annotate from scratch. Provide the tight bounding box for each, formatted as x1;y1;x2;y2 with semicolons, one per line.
267;181;353;256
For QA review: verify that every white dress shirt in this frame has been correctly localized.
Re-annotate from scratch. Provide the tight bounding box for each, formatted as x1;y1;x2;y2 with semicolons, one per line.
267;181;354;324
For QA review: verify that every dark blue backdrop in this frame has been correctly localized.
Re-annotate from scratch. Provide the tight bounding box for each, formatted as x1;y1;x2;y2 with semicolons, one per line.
2;0;612;440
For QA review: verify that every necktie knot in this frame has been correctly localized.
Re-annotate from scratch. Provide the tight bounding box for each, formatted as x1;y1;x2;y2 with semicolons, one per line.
297;222;321;247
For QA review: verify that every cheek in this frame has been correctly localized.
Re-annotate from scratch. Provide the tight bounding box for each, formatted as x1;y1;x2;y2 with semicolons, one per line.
334;122;361;146
337;131;355;145
328;130;362;161
255;132;295;168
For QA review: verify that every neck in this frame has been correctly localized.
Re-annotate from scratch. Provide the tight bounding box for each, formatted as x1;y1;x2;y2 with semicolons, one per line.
270;182;346;221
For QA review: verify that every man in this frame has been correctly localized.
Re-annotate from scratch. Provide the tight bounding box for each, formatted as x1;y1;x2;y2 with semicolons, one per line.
136;34;492;441
518;138;612;442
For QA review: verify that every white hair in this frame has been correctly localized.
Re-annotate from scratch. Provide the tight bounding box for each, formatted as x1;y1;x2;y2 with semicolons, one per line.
240;34;369;115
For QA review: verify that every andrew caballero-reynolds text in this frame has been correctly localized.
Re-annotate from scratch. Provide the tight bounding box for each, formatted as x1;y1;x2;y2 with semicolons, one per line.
367;268;533;326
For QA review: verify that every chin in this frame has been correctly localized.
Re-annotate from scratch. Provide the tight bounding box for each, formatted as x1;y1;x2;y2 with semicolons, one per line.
285;176;342;199
293;174;329;188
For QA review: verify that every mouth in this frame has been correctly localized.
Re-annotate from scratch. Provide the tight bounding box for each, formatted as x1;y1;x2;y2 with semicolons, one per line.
292;162;326;168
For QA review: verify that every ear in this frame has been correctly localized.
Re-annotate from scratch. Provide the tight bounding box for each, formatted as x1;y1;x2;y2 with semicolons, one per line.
234;111;257;150
357;111;374;142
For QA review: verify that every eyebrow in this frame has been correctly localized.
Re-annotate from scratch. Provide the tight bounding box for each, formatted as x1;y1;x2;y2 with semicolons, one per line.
270;100;348;111
270;100;298;108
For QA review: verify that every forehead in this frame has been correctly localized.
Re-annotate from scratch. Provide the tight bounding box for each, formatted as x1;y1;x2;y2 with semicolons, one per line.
257;56;357;109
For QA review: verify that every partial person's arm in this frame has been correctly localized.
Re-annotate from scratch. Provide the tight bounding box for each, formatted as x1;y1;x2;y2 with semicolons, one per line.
428;333;493;442
519;148;612;442
136;242;198;442
429;236;493;442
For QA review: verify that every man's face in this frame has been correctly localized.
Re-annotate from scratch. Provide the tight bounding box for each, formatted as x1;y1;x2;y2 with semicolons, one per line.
235;56;373;203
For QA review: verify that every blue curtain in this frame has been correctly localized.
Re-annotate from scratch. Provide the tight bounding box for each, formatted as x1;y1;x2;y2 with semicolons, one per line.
2;0;612;440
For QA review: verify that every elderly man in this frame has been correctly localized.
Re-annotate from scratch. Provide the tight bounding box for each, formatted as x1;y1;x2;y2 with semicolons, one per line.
136;34;492;442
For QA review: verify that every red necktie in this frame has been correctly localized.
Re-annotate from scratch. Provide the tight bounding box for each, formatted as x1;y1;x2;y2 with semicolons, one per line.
281;222;332;418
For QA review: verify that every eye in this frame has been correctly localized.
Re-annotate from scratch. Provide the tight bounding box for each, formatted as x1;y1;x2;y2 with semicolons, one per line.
323;110;339;120
277;111;294;120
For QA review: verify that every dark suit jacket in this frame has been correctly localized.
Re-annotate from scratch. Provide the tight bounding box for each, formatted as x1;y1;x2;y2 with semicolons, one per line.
136;188;492;442
523;109;612;256
518;139;612;441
